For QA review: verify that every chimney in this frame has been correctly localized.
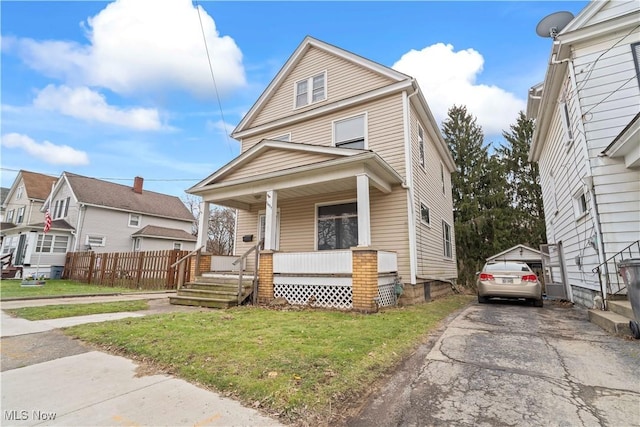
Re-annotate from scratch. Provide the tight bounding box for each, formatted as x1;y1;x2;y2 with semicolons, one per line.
133;176;144;194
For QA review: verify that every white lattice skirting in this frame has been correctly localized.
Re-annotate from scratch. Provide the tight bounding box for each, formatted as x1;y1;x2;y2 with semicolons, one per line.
377;281;397;307
274;282;353;309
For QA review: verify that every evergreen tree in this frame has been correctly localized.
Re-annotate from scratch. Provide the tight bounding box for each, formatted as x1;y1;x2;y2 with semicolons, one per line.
497;111;546;248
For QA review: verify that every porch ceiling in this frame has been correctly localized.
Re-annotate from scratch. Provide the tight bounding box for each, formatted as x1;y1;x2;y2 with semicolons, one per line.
191;152;405;210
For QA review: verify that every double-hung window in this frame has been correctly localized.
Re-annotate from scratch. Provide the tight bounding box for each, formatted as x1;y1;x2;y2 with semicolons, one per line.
442;220;452;259
334;114;366;149
16;207;24;224
418;125;425;168
6;210;14;223
295;72;326;108
420;202;431;226
129;213;141;227
317;202;358;250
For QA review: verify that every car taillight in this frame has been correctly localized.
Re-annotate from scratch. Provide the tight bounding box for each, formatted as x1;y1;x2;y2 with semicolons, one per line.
522;274;537;282
479;273;494;281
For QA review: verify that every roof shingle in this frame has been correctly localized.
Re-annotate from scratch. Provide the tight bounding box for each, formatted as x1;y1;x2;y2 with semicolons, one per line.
131;225;197;241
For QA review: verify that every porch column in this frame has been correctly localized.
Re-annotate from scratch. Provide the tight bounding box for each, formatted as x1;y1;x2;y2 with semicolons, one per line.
265;190;278;251
352;248;378;312
356;174;371;247
196;201;210;250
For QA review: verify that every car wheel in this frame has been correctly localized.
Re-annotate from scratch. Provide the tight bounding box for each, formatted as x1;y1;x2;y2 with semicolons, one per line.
478;294;489;304
533;298;543;308
630;321;640;339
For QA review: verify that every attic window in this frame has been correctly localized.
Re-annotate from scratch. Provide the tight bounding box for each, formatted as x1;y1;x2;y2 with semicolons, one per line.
295;72;326;108
16;185;23;200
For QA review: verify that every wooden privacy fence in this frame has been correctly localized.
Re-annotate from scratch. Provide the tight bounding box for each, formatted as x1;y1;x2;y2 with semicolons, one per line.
64;249;191;290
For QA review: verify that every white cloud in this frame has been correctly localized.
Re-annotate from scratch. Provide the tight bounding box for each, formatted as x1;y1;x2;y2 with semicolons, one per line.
14;0;245;98
392;43;525;136
1;133;89;165
34;85;164;131
205;119;236;136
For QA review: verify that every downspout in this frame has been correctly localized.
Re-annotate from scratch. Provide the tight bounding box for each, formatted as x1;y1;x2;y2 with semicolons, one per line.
73;204;85;252
567;58;607;307
403;84;420;285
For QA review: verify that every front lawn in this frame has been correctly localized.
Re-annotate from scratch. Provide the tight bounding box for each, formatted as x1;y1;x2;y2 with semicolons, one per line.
0;279;141;300
4;300;149;320
65;295;473;424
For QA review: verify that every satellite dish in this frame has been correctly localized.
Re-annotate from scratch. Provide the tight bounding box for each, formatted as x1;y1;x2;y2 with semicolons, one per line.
536;11;574;38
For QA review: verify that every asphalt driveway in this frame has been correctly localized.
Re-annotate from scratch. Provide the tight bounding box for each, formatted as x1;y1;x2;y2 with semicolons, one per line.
347;300;640;427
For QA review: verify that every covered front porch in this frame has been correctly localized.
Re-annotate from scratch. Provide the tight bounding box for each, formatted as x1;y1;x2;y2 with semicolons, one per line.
186;140;407;311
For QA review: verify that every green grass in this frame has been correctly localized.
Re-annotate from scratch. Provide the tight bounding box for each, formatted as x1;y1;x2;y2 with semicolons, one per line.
4;300;149;321
0;279;141;300
65;295;473;423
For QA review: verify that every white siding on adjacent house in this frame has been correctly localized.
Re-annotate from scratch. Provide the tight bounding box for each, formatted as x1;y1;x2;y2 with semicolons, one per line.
585;0;638;25
250;46;395;128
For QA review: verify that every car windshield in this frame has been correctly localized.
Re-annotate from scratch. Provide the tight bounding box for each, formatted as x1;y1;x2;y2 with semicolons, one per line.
484;262;531;272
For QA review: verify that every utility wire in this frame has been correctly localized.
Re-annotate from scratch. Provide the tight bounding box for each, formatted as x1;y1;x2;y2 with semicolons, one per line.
194;0;233;155
0;168;199;182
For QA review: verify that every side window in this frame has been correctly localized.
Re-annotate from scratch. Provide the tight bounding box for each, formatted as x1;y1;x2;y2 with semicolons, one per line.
334;114;366;149
418;125;425;168
295;72;326;108
420;202;430;226
129;213;141;227
442;220;452;259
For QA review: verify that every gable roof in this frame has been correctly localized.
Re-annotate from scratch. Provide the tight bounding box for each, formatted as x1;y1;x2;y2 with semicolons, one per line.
131;225;196;241
59;172;194;221
189;139;363;191
233;36;411;137
486;244;542;262
2;171;57;207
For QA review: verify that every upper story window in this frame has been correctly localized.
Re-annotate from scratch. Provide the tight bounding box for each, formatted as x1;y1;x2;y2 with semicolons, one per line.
295;72;326;108
573;189;589;220
16;185;24;200
334;113;366;149
418;125;425;168
420;202;431;226
16;207;25;224
53;197;70;219
6;209;14;223
129;213;141;227
442;220;452;259
440;163;446;194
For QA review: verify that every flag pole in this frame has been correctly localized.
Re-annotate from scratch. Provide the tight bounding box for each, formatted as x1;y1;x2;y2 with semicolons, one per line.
35;209;52;280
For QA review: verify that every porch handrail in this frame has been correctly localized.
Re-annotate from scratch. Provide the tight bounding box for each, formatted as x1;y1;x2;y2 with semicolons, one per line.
592;240;640;305
171;245;205;290
232;240;263;305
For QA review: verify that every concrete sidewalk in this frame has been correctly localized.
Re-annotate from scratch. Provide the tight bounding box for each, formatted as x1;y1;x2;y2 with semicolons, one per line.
1;296;283;427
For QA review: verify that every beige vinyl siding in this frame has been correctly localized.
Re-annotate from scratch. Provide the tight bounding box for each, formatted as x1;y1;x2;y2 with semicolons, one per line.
221;149;340;182
242;94;407;177
235;187;411;281
409;104;457;280
250;46;395;128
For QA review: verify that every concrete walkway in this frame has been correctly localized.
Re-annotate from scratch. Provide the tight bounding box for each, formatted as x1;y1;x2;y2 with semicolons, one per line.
1;294;283;427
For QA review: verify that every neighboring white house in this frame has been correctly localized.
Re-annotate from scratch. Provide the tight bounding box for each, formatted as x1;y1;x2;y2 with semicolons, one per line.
0;171;197;278
527;0;640;308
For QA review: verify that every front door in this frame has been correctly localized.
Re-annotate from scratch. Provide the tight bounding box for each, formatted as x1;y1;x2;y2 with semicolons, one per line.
14;234;27;265
540;243;568;300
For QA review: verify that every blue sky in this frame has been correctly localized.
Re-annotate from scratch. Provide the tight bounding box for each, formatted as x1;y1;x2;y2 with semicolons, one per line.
1;0;589;199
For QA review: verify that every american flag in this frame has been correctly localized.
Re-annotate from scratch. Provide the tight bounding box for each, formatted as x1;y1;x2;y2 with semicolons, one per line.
44;209;52;234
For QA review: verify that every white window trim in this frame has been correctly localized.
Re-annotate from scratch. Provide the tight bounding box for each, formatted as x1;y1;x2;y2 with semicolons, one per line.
314;199;357;251
440;162;446;195
173;242;183;250
332;112;368;150
418;124;425;170
572;188;589;221
36;234;69;254
16;185;23;200
133;237;141;252
6;209;14;222
86;235;106;247
419;200;431;227
269;133;291;142
560;99;574;145
442;220;453;259
293;70;327;109
128;213;141;228
16;207;25;224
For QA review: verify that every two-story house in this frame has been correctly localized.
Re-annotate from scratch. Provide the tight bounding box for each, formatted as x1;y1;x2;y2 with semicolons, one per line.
1;170;58;276
0;171;197;278
527;0;640;309
186;36;457;311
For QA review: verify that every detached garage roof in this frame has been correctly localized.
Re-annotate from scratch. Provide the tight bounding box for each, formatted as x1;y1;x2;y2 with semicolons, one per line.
486;244;542;263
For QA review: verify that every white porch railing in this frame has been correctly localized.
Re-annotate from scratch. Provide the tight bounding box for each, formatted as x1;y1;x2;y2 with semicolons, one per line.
273;250;352;274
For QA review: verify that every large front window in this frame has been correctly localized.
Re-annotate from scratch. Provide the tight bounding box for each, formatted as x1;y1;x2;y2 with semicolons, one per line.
317;202;358;250
36;235;69;253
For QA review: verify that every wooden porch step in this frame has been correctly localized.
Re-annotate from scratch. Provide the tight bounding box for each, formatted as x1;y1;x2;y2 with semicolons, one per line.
177;288;249;299
186;282;252;292
169;295;238;309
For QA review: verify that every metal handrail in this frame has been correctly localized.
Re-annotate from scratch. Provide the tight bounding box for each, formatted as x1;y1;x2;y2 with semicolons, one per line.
232;240;263;305
593;240;640;300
